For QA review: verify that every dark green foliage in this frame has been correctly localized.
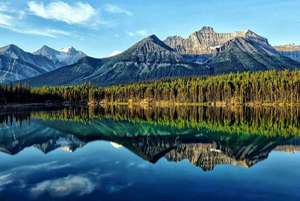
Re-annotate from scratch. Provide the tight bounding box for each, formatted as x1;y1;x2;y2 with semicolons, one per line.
1;70;300;105
90;70;300;104
0;84;91;104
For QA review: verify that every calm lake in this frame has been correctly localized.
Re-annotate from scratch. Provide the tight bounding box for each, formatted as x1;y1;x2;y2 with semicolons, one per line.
0;106;300;201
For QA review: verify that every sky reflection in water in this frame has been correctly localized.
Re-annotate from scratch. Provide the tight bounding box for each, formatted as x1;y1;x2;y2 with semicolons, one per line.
0;107;300;201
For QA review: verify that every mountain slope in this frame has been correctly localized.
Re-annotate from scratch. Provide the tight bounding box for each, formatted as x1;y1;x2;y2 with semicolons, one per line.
274;44;300;62
21;57;105;86
24;35;209;86
79;35;209;85
0;45;56;83
208;37;300;73
34;45;86;67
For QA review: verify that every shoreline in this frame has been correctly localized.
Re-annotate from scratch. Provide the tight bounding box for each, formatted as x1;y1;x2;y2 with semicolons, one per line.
92;100;300;108
1;101;300;113
0;103;65;113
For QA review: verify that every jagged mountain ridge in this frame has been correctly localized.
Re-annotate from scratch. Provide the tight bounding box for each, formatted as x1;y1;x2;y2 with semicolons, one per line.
34;45;86;66
0;44;57;83
0;44;87;83
164;26;269;55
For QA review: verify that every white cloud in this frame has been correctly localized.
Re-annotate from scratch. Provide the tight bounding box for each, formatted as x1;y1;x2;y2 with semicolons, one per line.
0;2;70;38
127;30;148;37
109;50;122;57
105;4;132;16
28;1;97;25
31;175;96;198
0;12;13;26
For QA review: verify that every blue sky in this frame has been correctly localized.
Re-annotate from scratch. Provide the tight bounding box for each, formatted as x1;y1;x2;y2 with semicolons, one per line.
0;0;299;57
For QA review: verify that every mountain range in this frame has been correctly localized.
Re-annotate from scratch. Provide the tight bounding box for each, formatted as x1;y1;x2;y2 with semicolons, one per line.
0;45;86;83
1;26;300;86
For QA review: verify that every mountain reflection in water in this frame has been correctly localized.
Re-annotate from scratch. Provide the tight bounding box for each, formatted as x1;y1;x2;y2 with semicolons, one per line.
1;106;300;171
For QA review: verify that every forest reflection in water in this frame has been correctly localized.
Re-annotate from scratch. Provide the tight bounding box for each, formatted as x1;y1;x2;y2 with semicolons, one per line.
0;105;300;171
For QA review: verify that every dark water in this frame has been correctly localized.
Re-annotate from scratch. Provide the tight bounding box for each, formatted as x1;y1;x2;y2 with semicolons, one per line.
0;106;300;201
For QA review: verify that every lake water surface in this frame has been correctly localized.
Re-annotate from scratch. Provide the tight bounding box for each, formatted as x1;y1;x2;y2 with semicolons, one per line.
0;106;300;201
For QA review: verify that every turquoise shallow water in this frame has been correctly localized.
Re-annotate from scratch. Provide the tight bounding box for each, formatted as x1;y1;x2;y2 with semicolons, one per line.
0;108;299;201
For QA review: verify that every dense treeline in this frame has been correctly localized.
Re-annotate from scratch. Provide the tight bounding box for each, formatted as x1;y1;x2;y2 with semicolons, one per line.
91;70;300;105
0;84;91;105
1;70;300;105
0;84;62;104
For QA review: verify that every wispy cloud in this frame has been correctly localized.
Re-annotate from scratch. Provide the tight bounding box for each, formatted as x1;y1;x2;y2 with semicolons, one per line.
127;30;148;37
0;2;71;38
28;1;98;25
0;23;70;38
21;28;70;38
105;4;133;16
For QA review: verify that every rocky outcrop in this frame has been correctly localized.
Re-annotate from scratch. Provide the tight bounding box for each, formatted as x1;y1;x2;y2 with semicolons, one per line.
164;26;269;55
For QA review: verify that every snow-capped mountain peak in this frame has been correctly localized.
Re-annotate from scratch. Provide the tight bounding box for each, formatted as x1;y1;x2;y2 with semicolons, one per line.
34;45;87;66
60;46;76;54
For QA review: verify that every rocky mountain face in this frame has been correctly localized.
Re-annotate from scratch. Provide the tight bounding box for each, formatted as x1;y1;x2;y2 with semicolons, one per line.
0;45;57;83
208;37;299;73
274;44;300;62
164;26;269;55
34;45;86;67
20;57;105;86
